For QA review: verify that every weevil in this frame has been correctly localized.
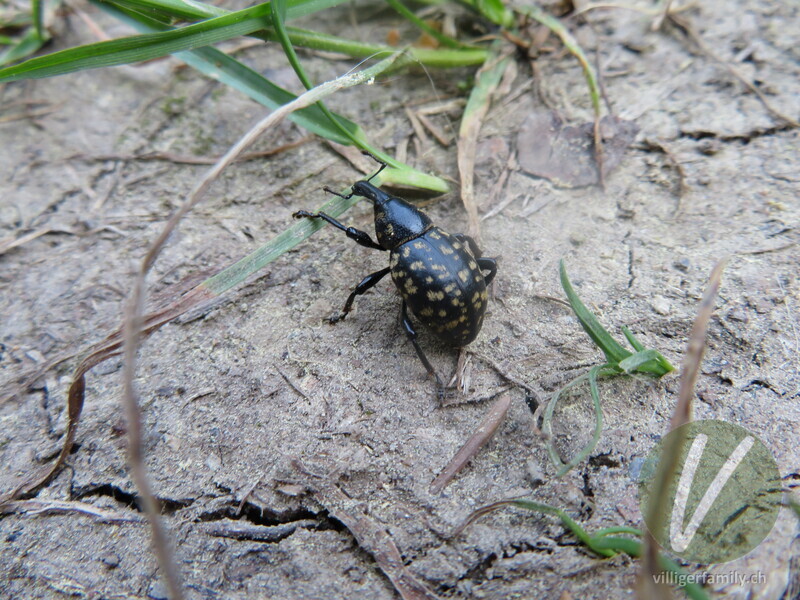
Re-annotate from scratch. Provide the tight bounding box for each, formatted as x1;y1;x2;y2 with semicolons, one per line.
293;155;497;396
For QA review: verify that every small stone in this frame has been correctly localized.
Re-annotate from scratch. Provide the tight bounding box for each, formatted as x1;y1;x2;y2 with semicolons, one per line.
727;307;749;323
697;138;722;155
651;295;671;316
100;552;121;569
673;257;690;272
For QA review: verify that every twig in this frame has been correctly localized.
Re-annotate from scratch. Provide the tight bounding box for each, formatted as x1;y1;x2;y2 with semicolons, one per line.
430;391;512;494
0;499;144;523
276;366;312;402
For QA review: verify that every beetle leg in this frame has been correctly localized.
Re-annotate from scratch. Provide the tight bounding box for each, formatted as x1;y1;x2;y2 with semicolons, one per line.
401;301;445;399
478;257;497;286
453;233;483;259
293;210;385;251
330;267;391;324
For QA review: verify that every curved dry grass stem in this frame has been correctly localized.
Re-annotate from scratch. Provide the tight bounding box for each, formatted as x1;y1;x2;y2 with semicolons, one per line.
121;52;404;600
637;258;727;599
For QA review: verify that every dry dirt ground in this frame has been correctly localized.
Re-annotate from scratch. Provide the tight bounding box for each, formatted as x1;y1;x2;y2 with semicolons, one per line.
1;1;799;599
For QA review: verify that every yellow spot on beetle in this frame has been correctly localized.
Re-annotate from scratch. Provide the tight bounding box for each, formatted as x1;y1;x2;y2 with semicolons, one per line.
469;260;477;269
427;290;445;301
405;280;418;294
441;245;454;255
453;242;462;249
413;241;426;250
472;292;480;303
451;298;462;307
410;260;424;270
420;307;434;317
438;309;447;317
402;247;411;257
429;230;441;239
474;301;483;310
458;269;470;283
481;290;488;301
444;283;456;293
425;276;434;284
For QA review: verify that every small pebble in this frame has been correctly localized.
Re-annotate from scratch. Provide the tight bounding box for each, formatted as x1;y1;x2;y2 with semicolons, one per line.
651;295;671;316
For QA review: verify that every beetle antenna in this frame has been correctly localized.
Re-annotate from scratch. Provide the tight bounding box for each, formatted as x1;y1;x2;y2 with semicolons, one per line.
322;186;353;199
361;151;387;183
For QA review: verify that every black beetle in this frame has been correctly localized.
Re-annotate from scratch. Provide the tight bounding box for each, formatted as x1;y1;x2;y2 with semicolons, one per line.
293;155;497;396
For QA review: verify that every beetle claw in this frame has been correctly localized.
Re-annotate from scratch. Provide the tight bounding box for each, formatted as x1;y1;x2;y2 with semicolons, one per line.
328;313;347;325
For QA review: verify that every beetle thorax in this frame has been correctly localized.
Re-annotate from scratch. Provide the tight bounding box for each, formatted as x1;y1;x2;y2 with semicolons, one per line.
373;196;433;249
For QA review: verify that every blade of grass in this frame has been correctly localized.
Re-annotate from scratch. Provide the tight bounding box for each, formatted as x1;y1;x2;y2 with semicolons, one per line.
110;0;489;65
0;3;280;80
0;26;50;66
384;0;473;49
543;364;614;477
270;0;361;153
111;0;346;22
560;260;630;364
457;0;514;27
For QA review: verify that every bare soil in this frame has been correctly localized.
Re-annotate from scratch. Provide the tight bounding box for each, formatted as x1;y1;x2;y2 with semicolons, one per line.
1;1;798;599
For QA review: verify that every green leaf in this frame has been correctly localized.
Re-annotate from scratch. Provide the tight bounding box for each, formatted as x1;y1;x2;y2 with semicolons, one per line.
621;325;645;352
106;0;346;22
560;260;631;365
457;0;514;27
0;26;50;67
0;3;278;81
618;349;661;373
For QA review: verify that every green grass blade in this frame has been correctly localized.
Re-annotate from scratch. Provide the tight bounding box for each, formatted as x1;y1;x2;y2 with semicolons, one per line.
383;0;471;49
106;0;487;68
508;499;616;558
457;0;514;27
0;3;286;81
590;538;710;600
202;184;369;296
560;260;631;364
618;349;661;373
0;26;50;67
621;325;646;352
554;364;605;476
109;0;346;22
32;0;45;40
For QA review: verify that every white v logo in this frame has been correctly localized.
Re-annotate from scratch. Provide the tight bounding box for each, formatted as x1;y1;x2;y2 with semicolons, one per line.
669;434;755;552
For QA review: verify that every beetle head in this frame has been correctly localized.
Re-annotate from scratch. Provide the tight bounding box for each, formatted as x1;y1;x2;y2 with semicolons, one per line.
351;181;432;249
